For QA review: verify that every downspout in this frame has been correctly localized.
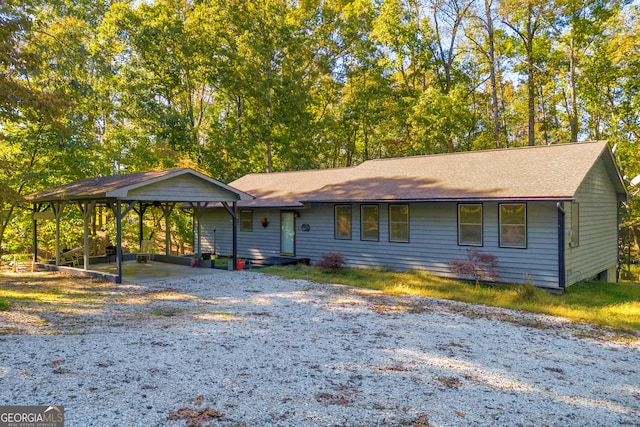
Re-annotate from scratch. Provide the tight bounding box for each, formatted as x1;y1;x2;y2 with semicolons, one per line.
617;199;626;283
557;202;566;290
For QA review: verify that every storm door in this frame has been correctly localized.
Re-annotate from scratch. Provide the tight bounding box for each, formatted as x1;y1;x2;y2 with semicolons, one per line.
280;211;296;256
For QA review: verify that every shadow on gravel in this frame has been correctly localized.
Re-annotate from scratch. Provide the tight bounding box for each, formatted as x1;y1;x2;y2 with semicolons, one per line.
0;270;209;335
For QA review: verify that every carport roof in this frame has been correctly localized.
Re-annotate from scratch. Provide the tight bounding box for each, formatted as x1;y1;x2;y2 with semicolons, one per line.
26;168;253;203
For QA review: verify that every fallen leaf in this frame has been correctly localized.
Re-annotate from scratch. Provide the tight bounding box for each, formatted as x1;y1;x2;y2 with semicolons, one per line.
167;406;224;426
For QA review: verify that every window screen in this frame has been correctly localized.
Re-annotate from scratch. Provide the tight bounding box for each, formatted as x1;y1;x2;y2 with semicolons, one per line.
458;204;483;246
499;204;527;248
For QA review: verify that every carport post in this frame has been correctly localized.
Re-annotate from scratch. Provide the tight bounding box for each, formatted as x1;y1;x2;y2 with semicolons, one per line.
113;200;138;284
136;202;148;246
31;204;52;264
116;201;122;284
162;203;175;256
52;201;65;266
232;202;237;270
80;200;96;270
32;205;38;263
221;201;238;271
190;202;208;265
197;202;203;262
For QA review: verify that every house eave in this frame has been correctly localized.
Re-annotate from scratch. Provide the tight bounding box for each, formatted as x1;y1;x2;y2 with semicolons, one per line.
223;196;577;209
298;196;576;204
26;194;110;204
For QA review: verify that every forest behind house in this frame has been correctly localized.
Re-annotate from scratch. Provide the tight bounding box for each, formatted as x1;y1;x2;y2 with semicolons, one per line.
0;0;639;265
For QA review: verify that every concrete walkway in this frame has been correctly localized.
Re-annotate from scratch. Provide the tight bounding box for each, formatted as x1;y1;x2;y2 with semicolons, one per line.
91;260;227;283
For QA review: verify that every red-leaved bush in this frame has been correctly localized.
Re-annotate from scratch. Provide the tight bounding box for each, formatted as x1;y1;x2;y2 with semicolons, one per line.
316;252;347;271
449;248;499;285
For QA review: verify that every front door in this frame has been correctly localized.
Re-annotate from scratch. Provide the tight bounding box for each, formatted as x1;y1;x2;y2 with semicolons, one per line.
280;211;295;256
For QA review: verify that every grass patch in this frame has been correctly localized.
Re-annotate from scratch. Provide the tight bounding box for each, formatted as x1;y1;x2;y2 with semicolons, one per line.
214;257;232;268
0;272;118;334
0;271;238;333
263;265;640;333
0;274;109;307
149;307;188;317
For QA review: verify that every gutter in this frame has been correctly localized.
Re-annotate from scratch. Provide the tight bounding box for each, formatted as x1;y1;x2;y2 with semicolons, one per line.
300;197;575;204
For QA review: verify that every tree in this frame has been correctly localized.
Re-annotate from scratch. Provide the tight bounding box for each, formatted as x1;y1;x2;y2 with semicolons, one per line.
410;86;476;154
429;0;474;97
500;0;555;146
0;0;639;260
97;1;213;172
467;0;505;148
0;1;69;255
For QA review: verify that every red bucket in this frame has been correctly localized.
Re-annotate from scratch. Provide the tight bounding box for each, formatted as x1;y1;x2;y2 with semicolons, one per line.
235;260;243;270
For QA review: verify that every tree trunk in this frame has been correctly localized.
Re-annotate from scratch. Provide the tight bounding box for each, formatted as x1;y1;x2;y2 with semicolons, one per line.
264;66;273;173
362;117;370;161
0;209;11;258
568;38;579;142
486;0;501;148
527;24;535;146
447;137;455;153
235;96;243;139
265;137;273;173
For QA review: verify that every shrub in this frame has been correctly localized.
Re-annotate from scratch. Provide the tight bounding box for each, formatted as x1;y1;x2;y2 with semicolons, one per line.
316;252;346;272
449;248;499;285
514;282;539;302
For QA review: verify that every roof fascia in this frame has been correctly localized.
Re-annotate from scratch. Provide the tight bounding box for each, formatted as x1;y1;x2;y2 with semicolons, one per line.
600;144;629;202
232;202;304;208
231;198;575;208
27;194;110;204
299;197;575;204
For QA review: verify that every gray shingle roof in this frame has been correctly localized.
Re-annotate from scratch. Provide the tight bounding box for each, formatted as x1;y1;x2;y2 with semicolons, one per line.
27;169;185;201
231;141;626;206
26;168;253;202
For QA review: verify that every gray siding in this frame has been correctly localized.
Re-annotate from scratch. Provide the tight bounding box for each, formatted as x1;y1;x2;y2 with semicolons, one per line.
198;208;284;259
201;201;562;288
127;175;239;202
565;158;619;285
293;202;559;287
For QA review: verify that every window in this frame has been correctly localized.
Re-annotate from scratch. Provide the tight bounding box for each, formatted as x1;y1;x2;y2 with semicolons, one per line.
458;204;483;246
240;210;253;232
389;205;409;242
499;203;527;248
334;205;352;239
361;205;379;241
570;202;579;247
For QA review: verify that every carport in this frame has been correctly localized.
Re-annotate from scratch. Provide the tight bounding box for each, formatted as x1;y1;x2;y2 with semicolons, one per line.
25;168;253;283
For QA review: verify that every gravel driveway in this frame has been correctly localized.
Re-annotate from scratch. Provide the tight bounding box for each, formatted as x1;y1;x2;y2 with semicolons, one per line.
1;268;639;426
